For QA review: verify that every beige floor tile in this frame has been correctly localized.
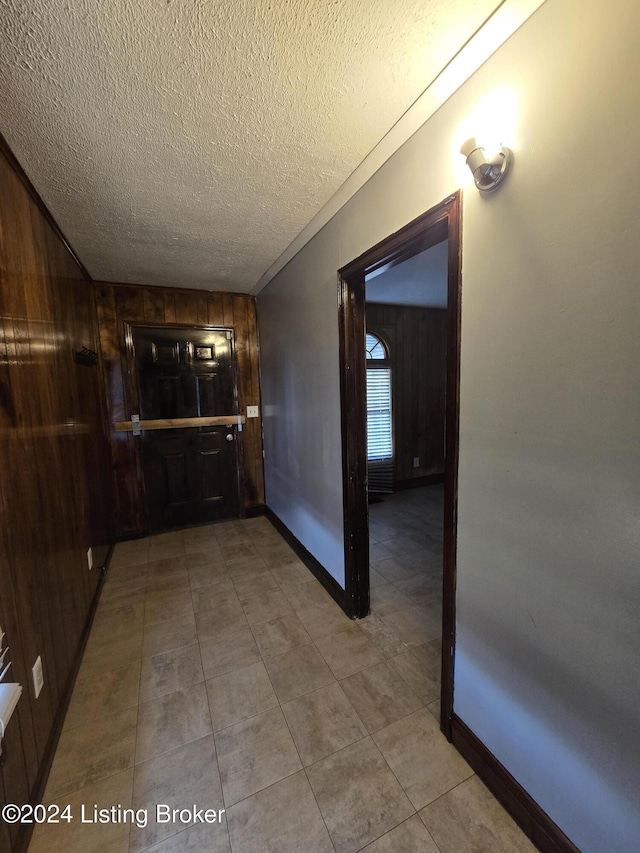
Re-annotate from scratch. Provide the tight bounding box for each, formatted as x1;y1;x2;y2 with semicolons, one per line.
29;769;134;853
146;556;188;581
256;543;299;566
224;554;269;582
357;613;408;658
378;536;425;559
191;578;239;613
109;539;149;570
220;541;258;562
199;627;262;679
206;661;278;731
360;814;440;853
251;612;311;659
184;549;226;571
306;737;414;853
139;821;230;852
373;557;421;584
232;569;279;600
215;707;302;806
144;589;194;626
281;682;367;766
130;735;223;853
64;660;141;731
106;562;148;583
136;682;212;764
95;593;146;620
269;559;315;587
263;643;335;703
147;531;185;561
281;579;333;611
379;606;440;648
427;699;441;722
241;589;294;625
149;571;191;595
142;613;198;659
373;708;473;810
370;583;413;617
227;770;333;853
188;561;229;589
412;637;442;678
315;626;384;680
195;605;249;641
419;775;538;853
211;521;252;545
389;649;441;703
369;542;394;562
80;629;143;679
99;575;148;606
90;601;145;643
140;643;204;702
340;661;423;734
296;601;354;640
183;529;224;556
369;567;387;588
44;707;137;801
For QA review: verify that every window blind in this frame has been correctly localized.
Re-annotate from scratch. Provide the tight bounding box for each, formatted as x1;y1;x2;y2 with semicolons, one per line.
366;367;392;460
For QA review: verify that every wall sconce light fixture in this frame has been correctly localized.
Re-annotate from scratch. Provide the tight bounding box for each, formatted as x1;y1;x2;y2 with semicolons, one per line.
460;137;513;193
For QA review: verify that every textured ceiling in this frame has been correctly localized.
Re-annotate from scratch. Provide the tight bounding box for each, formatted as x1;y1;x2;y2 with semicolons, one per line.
1;0;500;292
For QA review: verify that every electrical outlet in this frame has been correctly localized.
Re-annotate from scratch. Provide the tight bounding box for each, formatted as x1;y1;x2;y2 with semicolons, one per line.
413;456;420;468
246;405;259;418
32;656;44;699
87;547;93;571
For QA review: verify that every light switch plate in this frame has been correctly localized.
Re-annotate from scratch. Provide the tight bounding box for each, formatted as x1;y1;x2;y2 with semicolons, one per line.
32;656;44;699
413;457;420;468
246;406;259;418
87;547;93;571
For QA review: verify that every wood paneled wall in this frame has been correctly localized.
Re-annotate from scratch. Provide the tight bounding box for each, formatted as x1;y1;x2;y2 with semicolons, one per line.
0;139;111;851
94;283;264;537
366;303;447;484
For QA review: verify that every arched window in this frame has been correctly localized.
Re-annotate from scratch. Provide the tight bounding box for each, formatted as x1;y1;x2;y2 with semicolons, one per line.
365;332;392;462
366;333;387;360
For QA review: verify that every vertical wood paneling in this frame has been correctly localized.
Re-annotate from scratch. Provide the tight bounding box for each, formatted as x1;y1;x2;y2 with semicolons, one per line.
163;290;176;323
366;303;447;483
142;287;165;323
0;138;111;852
95;283;264;537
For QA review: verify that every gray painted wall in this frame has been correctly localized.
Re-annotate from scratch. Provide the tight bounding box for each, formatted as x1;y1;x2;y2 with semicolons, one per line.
257;1;640;850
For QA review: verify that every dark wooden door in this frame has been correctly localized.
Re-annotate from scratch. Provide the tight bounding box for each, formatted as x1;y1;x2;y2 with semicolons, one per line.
132;326;241;531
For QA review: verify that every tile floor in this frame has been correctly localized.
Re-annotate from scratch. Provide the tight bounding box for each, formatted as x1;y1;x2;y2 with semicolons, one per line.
29;487;536;852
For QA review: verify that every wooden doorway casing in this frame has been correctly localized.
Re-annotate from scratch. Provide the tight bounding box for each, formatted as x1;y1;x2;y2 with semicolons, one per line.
337;192;462;739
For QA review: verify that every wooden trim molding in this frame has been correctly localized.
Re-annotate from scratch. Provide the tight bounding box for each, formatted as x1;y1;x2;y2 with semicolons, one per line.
114;415;247;432
264;508;347;612
337;192;462;732
451;716;581;853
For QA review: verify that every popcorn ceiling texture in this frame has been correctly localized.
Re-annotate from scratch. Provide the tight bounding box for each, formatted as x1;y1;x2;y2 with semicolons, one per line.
0;0;497;291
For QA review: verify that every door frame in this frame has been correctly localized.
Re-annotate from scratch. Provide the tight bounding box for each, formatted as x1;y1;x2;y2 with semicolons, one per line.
337;191;462;738
123;321;244;532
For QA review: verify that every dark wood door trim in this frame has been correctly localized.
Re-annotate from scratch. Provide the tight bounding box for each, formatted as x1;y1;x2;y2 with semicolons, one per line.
337;192;462;739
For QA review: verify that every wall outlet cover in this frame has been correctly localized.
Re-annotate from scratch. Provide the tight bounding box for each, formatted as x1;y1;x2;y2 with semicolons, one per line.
246;405;259;418
32;656;44;699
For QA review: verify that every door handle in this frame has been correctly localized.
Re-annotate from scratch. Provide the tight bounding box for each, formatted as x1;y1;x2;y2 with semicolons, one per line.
225;433;234;442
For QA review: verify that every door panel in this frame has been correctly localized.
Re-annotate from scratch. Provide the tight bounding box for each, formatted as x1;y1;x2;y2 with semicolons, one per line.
132;326;240;531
